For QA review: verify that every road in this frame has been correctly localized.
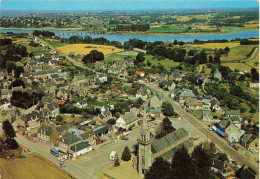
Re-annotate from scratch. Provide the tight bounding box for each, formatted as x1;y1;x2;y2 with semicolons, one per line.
16;128;139;179
146;83;259;174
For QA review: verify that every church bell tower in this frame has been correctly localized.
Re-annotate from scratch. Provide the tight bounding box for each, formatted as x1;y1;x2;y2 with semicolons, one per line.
137;106;154;175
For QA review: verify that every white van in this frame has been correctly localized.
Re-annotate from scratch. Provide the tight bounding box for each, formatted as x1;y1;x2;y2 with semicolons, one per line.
110;151;118;161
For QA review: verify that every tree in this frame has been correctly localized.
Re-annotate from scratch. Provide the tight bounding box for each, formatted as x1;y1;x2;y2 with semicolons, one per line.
135;52;145;65
107;118;116;125
155;117;175;139
132;143;139;156
6;61;16;73
82;50;104;63
144;157;173;179
251;67;259;81
2;120;16;139
171;146;198;179
218;153;228;162
208;55;213;63
14;66;24;78
56;115;63;122
191;144;213;179
214;51;221;63
114;158;120;166
162;102;174;116
122;146;131;161
2;120;18;150
9;79;25;89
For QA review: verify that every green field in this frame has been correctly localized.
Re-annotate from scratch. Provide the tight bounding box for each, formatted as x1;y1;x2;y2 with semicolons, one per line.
22;44;42;53
105;54;135;62
148;25;188;33
48;41;70;48
144;55;179;69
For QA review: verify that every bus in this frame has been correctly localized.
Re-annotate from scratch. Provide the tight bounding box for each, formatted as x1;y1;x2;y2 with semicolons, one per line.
50;148;59;157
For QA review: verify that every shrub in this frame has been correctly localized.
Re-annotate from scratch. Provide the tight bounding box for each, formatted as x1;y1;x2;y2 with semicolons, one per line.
114;158;120;166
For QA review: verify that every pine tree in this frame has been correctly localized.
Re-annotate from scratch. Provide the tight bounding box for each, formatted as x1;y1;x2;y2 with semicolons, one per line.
171;146;198;179
122;146;131;161
145;157;173;179
2;120;16;139
191;144;213;179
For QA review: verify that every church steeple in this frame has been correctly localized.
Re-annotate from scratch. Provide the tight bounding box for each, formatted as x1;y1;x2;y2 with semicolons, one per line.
138;105;154;175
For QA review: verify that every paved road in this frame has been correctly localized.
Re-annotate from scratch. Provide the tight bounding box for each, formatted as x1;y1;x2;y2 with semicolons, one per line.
16;128;139;179
146;83;259;174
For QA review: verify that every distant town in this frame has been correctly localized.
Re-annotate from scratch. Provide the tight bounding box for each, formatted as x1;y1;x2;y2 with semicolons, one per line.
0;7;259;179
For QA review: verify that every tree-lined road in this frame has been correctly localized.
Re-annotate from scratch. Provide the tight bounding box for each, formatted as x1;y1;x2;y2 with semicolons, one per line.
146;83;259;174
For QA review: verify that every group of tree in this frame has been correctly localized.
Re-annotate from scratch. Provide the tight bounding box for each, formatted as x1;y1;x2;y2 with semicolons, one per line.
240;39;259;45
33;30;55;37
2;120;19;150
155;117;176;139
161;102;174;116
145;144;213;179
82;50;104;63
0;38;12;46
11;91;44;109
0;43;28;73
114;24;150;32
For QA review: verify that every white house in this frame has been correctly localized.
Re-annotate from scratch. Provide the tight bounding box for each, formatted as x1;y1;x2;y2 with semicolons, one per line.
70;142;92;158
116;112;138;130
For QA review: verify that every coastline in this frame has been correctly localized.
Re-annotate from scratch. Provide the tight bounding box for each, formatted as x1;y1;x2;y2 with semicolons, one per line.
0;27;258;37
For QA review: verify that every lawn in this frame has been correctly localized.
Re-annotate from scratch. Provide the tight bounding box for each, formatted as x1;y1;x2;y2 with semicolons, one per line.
148;25;188;33
48;41;70;48
144;55;179;69
105;54;135;62
0;153;71;179
87;100;108;106
22;44;42;53
221;45;258;62
56;44;123;56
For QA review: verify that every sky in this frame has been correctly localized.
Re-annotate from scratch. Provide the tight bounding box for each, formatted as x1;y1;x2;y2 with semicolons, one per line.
1;0;259;10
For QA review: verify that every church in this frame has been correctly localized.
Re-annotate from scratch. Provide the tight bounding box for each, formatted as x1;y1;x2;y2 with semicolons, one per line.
137;118;193;175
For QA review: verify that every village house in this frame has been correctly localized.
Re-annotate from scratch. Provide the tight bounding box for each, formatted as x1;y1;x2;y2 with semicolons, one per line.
175;90;196;104
240;133;259;150
95;74;107;83
136;71;145;77
91;124;110;138
97;110;113;123
201;110;213;121
75;100;88;109
72;75;86;85
57;132;81;153
70;142;92;158
116;112;138;130
37;124;59;146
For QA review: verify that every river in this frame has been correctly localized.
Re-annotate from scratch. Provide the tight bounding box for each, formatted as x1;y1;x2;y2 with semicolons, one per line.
0;29;259;43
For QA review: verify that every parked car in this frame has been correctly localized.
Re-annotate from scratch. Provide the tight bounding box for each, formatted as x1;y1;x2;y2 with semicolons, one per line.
121;136;129;140
229;142;234;147
233;145;239;151
60;162;66;167
250;148;258;153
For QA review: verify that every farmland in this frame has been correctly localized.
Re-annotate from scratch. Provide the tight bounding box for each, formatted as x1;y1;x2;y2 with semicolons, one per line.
56;44;123;56
12;38;29;43
192;42;240;50
0;153;71;179
221;45;258;62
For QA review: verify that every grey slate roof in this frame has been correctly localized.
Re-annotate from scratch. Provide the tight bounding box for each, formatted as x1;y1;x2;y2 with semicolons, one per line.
70;142;91;152
151;128;189;154
225;110;240;116
80;133;90;140
37;124;53;136
122;112;138;125
58;132;81;145
159;139;193;161
93;124;109;136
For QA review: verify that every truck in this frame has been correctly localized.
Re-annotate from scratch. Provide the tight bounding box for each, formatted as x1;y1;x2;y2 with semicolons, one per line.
50;148;59;157
110;151;118;161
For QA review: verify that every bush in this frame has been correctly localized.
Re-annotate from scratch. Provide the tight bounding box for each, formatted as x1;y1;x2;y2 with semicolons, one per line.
114;158;120;166
107;118;116;125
